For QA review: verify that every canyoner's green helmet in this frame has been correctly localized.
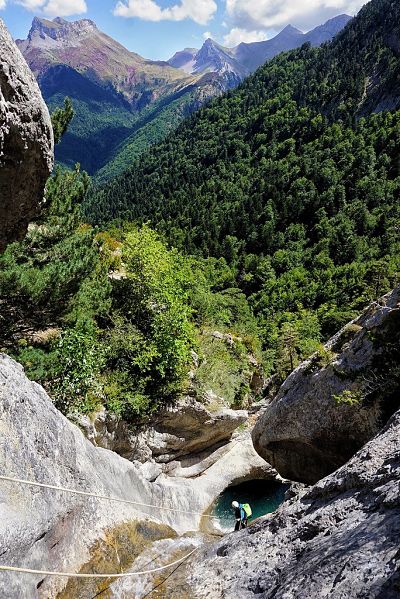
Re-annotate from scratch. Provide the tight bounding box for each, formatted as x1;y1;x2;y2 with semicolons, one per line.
232;501;239;509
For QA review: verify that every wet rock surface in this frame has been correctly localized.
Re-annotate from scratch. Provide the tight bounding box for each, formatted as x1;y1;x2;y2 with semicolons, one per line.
181;409;400;598
253;287;400;483
0;19;53;252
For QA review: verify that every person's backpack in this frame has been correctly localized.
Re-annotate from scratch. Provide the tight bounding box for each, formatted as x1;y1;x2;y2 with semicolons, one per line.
242;503;252;519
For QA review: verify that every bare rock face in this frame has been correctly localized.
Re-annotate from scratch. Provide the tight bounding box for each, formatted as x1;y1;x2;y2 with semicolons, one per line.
185;409;400;599
0;354;275;598
0;19;53;252
252;287;400;483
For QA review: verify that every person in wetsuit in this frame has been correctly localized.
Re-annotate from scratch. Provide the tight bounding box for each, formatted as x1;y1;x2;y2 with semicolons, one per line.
232;500;248;531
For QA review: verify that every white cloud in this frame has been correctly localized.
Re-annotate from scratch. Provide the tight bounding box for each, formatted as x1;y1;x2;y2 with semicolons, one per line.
0;0;6;9
114;0;217;25
16;0;87;16
224;27;268;46
203;30;212;39
225;0;367;32
43;0;87;16
16;0;44;9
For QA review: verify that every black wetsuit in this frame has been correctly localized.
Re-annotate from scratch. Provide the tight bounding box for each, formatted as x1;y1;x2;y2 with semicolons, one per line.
234;505;248;531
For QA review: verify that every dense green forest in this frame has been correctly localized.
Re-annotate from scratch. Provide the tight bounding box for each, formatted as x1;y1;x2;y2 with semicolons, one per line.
86;0;400;375
2;0;400;419
94;87;200;184
0;111;261;417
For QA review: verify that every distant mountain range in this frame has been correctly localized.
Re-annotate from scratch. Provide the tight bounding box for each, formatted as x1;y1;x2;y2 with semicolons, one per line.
16;14;352;181
169;15;352;79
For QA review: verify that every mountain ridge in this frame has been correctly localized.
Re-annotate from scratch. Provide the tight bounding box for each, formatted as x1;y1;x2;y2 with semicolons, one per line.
169;14;353;75
17;15;191;109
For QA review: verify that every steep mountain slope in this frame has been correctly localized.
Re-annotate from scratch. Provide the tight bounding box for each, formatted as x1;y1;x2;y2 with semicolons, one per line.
89;0;400;233
305;13;352;46
93;69;239;183
233;24;304;72
236;15;352;71
87;0;400;374
94;15;350;182
16;17;206;176
168;47;198;72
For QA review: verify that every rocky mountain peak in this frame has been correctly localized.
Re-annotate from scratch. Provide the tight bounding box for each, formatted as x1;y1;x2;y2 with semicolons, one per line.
28;16;97;44
202;37;218;48
305;14;352;45
193;38;247;84
197;37;228;59
277;24;303;36
322;13;352;32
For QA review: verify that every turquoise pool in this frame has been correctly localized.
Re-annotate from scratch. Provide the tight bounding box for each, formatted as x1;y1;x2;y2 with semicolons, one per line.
213;479;290;530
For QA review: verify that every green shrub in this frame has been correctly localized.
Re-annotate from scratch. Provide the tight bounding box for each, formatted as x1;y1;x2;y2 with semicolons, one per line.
333;389;363;406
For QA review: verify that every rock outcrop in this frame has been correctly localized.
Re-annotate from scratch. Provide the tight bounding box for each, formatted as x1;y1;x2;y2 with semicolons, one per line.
178;409;400;598
0;19;53;252
77;397;247;464
253;287;400;483
0;354;275;598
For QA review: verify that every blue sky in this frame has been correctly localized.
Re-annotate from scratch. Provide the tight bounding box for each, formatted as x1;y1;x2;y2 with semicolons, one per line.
1;0;367;60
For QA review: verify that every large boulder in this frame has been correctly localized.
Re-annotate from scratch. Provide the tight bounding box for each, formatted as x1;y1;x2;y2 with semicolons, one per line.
0;19;53;252
252;287;400;483
175;409;400;598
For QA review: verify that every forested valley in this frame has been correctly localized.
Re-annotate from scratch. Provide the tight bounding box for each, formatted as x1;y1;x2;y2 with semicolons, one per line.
2;0;400;420
85;0;400;380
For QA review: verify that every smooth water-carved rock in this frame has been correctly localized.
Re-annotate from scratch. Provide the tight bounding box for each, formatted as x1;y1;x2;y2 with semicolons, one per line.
0;19;53;252
77;397;248;463
0;354;275;598
174;409;400;598
252;287;400;483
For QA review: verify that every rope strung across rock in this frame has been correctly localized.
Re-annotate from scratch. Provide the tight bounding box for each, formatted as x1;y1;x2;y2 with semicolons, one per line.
0;475;219;519
0;549;198;579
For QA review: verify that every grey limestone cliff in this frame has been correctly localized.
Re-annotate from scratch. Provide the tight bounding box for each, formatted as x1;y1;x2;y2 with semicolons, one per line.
0;19;53;252
253;287;400;483
183;408;400;598
0;354;273;598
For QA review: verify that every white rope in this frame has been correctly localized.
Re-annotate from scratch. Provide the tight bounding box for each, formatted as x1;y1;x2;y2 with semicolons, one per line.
0;475;218;519
0;549;198;579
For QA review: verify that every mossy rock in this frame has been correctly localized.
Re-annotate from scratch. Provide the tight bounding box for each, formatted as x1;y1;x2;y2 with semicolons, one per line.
56;520;177;599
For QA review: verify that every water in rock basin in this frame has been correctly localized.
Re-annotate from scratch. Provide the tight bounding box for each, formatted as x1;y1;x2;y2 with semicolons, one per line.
213;479;290;531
